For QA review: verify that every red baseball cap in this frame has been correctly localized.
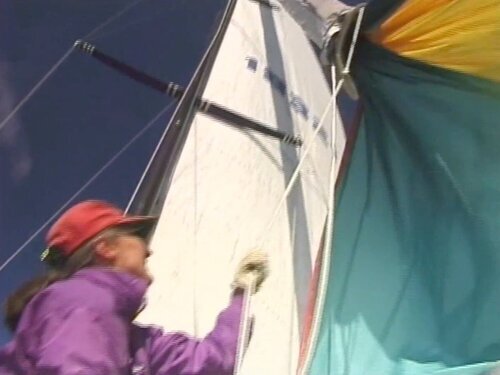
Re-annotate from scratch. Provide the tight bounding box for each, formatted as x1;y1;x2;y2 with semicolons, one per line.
44;200;158;259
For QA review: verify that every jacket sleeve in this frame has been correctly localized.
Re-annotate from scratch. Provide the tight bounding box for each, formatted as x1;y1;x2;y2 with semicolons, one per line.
147;293;244;375
33;307;130;375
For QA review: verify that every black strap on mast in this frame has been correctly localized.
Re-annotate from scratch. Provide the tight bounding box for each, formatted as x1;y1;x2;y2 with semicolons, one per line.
73;40;301;147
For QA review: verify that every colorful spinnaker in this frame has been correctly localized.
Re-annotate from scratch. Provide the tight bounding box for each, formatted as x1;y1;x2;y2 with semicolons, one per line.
302;1;500;374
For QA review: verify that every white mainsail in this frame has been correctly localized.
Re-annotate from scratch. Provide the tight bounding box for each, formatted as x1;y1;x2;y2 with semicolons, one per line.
138;1;345;373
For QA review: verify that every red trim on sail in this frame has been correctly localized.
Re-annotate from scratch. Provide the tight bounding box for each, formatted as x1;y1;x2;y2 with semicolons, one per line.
297;102;363;373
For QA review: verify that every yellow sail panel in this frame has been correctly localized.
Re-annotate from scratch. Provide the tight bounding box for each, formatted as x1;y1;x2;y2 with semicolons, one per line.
370;0;500;82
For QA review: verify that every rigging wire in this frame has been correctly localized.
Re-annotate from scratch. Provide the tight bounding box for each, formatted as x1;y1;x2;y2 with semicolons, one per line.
86;7;173;42
258;6;365;247
0;0;147;137
83;0;147;41
0;101;175;273
0;47;73;136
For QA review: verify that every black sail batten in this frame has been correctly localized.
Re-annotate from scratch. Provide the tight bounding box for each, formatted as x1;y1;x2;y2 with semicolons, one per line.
74;40;171;94
121;0;239;216
203;101;302;145
74;40;302;146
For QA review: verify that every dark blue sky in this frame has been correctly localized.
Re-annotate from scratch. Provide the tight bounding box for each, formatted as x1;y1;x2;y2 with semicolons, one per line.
0;0;226;344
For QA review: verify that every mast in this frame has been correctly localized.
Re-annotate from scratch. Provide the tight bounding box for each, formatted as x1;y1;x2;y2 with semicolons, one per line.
128;0;239;217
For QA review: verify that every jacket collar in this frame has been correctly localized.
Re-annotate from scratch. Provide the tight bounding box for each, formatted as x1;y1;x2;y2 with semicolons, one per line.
72;267;148;319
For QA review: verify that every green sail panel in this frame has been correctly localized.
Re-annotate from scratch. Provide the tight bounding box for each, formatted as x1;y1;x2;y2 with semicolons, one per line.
310;42;500;374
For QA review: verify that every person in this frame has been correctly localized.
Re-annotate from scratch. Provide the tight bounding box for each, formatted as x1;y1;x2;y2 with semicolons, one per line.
0;200;268;374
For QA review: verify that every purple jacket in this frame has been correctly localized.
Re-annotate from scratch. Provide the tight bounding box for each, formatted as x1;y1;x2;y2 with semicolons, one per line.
0;268;243;375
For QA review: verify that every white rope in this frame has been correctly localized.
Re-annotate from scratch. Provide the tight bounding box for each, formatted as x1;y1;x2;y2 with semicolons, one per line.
231;37;340;375
232;51;349;375
299;7;365;375
0;102;174;273
231;22;352;375
298;65;340;375
343;6;365;75
255;6;365;248
258;83;339;250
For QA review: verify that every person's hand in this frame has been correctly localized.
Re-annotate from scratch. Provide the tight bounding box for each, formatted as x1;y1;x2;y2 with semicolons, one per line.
231;250;269;293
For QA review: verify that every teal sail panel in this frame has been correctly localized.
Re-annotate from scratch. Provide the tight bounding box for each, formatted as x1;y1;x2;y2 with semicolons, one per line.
310;42;500;374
